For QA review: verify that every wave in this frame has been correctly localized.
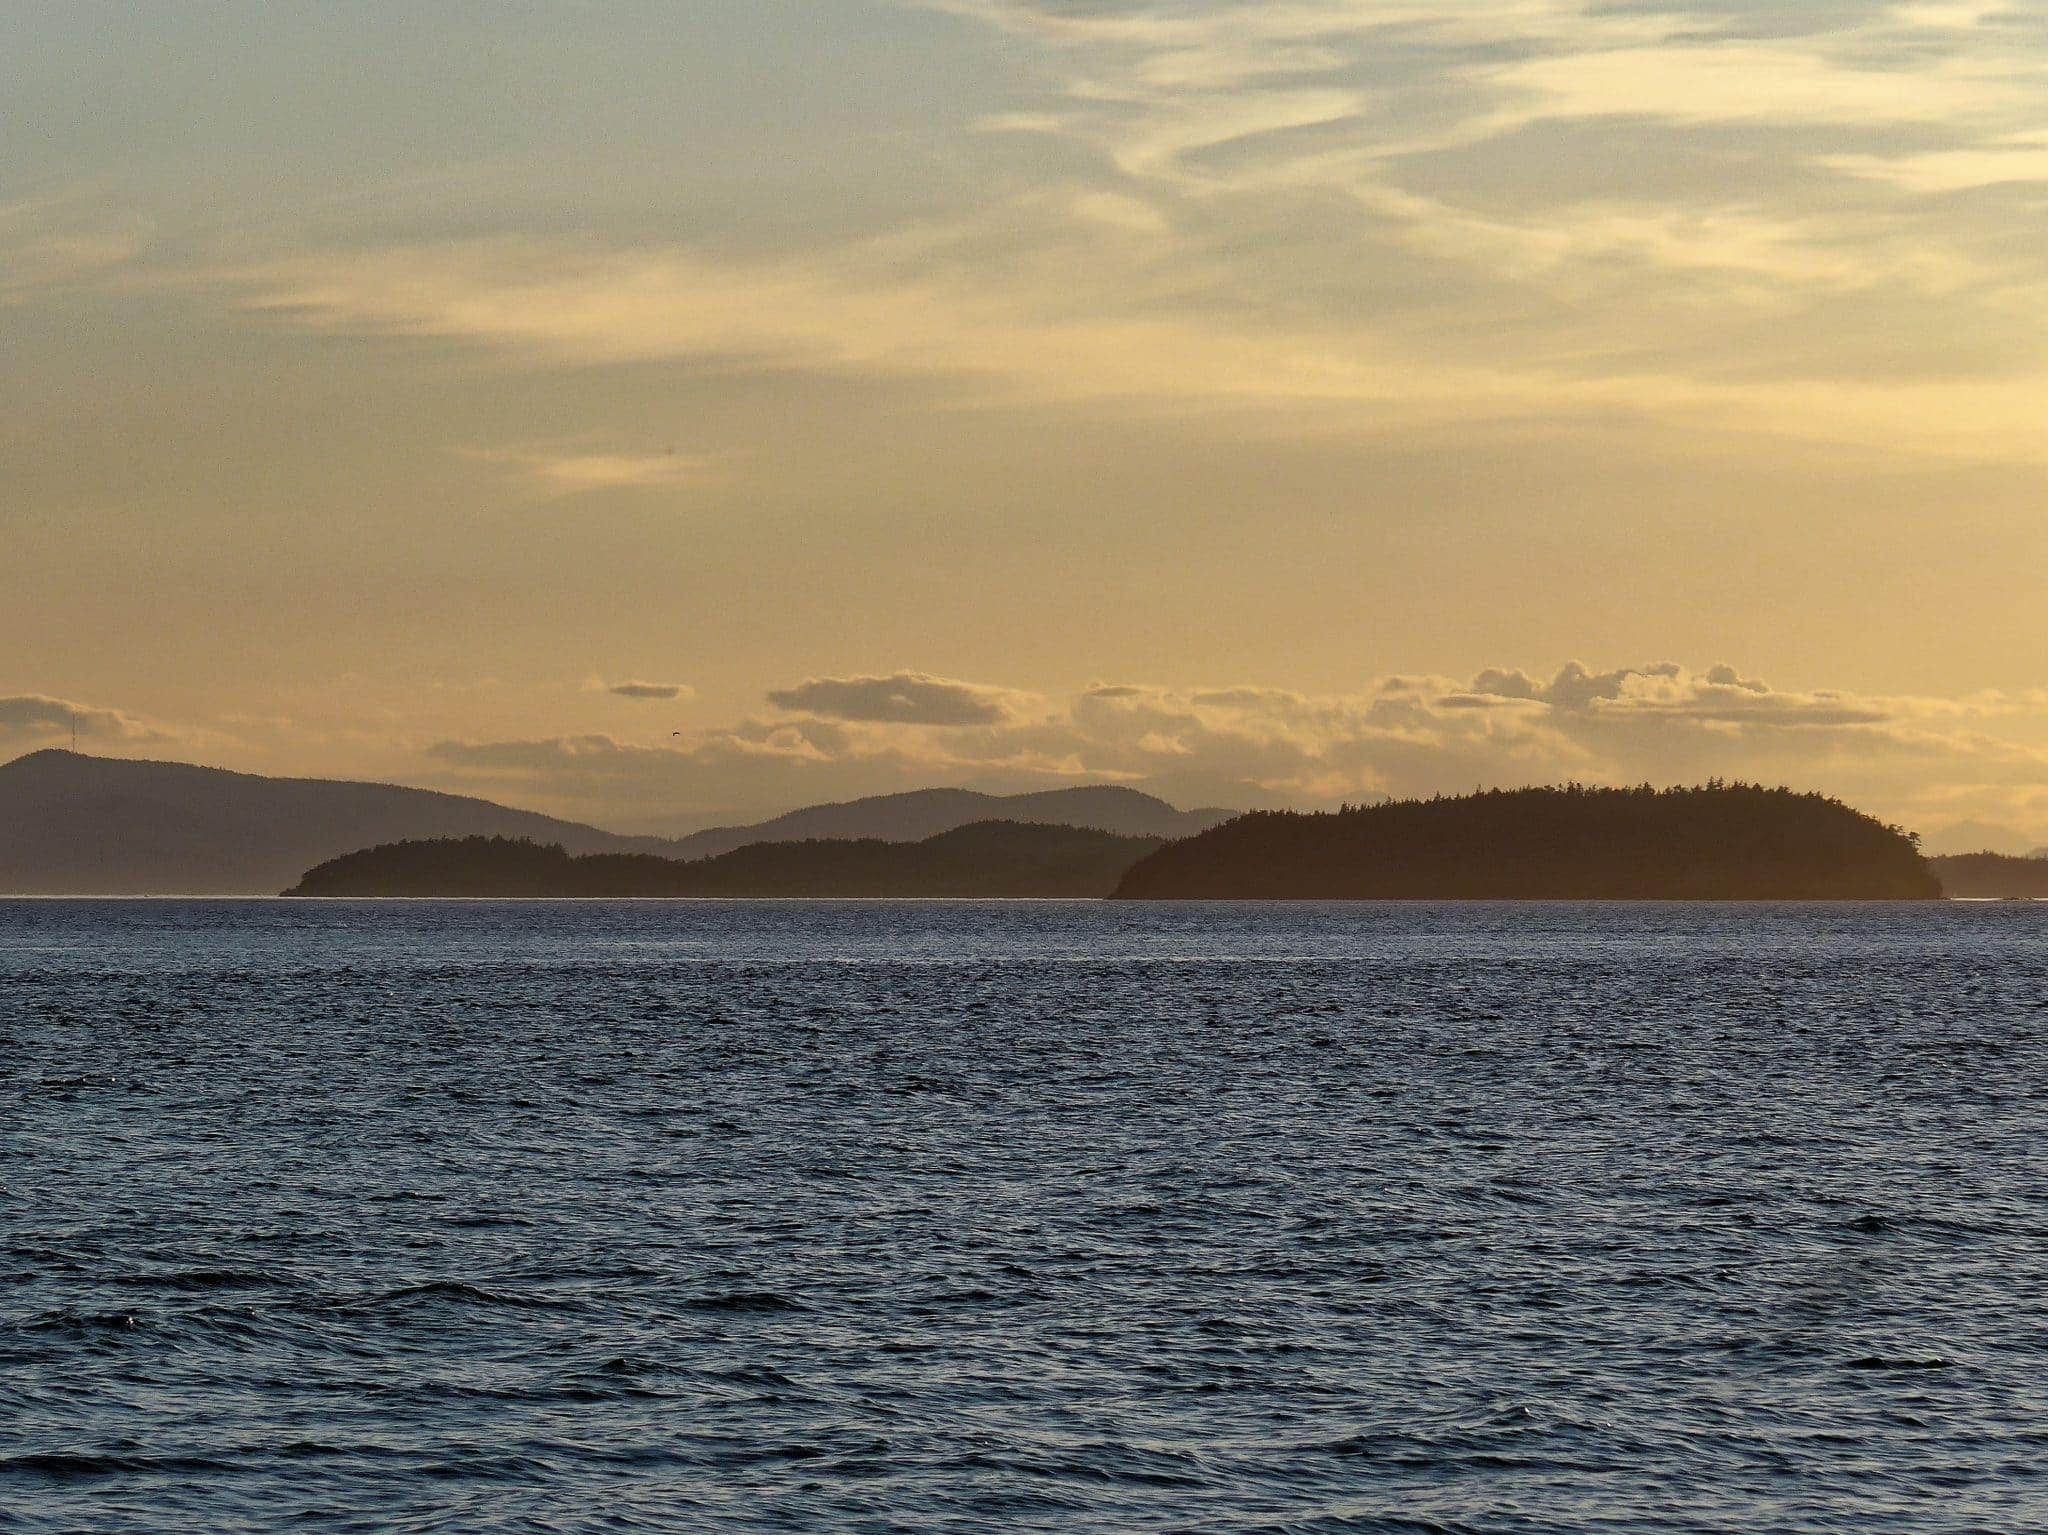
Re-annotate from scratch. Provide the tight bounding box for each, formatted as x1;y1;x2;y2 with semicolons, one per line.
682;1291;805;1314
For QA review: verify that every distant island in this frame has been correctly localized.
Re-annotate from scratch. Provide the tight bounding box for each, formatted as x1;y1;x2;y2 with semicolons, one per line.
285;821;1164;899
1111;784;1942;900
1927;852;2048;900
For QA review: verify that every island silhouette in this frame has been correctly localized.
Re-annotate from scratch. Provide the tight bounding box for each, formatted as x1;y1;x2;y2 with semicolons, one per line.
279;782;1951;901
1926;851;2048;900
1109;783;1940;900
285;822;1162;899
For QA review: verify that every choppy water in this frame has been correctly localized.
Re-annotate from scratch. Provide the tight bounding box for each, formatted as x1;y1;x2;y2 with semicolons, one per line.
3;899;2045;1533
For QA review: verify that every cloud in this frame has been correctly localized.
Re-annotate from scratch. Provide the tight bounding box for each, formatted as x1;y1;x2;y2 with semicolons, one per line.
1704;664;1769;694
461;445;716;497
0;694;176;745
430;734;652;773
212;234;2048;467
45;0;2012;481
418;660;2048;842
912;0;2048;449
937;0;2036;138
767;672;1024;726
222;238;1445;410
1483;43;2022;133
601;680;693;701
17;2;2048;475
1823;134;2048;192
1068;191;1172;235
1467;661;1688;712
0;199;151;303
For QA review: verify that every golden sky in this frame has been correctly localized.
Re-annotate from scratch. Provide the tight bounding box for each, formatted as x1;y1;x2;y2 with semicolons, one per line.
5;1;2047;848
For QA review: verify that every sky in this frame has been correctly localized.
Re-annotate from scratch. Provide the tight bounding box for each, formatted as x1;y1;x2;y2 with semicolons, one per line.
5;0;2048;849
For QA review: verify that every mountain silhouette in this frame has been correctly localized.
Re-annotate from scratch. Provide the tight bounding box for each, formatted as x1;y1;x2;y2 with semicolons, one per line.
0;749;1234;894
285;822;1164;898
1112;783;1940;901
663;785;1234;860
0;749;668;895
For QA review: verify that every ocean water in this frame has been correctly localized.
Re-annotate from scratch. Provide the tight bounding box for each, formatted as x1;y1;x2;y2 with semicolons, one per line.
2;899;2044;1534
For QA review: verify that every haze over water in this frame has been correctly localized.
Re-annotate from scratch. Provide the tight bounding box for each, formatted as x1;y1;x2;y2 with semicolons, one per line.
4;899;2044;1533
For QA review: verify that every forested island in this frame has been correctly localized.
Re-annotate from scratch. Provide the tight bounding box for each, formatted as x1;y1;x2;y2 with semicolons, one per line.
284;821;1162;899
1927;852;2048;900
1110;784;1941;900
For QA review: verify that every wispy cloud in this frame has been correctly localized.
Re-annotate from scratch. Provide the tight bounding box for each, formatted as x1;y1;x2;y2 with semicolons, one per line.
1480;41;2023;133
164;0;2044;467
0;198;152;303
1824;133;2048;191
215;235;2048;465
460;443;718;497
916;0;2048;420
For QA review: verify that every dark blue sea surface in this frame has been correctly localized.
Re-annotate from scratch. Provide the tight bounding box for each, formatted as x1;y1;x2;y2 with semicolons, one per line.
3;899;2045;1533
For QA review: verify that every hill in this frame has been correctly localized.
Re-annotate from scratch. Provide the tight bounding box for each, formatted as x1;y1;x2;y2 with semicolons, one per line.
1928;852;2048;900
0;750;667;896
284;821;1163;898
664;785;1234;859
1111;784;1940;901
0;751;1233;895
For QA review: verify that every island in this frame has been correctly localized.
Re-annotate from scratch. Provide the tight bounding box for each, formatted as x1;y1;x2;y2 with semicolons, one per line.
1109;784;1941;900
284;821;1164;899
1927;852;2048;900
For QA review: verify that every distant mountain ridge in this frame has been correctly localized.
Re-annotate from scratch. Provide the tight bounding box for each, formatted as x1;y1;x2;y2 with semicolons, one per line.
285;822;1163;899
664;785;1234;860
0;749;667;896
0;749;1233;895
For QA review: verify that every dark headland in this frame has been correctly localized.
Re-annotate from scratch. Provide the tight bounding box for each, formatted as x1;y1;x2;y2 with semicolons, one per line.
1110;784;1941;900
285;822;1163;899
